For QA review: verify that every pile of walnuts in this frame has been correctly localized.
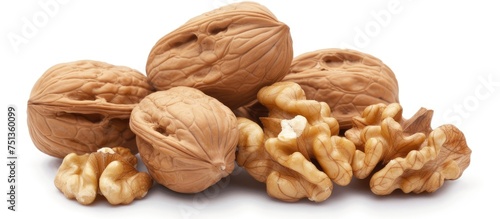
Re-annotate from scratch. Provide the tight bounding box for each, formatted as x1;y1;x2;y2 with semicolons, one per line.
27;2;471;205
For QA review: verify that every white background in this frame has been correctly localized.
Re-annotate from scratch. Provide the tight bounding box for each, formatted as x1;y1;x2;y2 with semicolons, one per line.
1;0;499;218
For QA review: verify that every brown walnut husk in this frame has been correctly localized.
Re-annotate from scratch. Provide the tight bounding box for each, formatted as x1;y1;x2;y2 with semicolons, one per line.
129;86;239;193
146;1;293;109
27;60;154;158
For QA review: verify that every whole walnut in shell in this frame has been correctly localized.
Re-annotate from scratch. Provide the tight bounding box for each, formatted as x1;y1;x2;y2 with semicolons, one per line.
146;1;293;109
129;86;239;193
27;60;154;158
283;48;399;130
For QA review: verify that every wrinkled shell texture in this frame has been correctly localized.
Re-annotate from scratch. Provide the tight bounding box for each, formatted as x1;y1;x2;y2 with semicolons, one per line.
283;48;399;129
344;103;472;195
146;1;293;109
54;147;153;205
27;60;153;158
130;86;239;193
237;81;355;202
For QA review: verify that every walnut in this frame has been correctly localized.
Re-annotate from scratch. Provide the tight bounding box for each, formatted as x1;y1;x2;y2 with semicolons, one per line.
129;86;239;193
27;60;154;158
146;1;293;109
237;81;355;202
54;147;153;205
344;103;472;195
283;48;399;130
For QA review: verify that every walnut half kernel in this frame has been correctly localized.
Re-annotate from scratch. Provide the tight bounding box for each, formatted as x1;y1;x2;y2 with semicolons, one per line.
236;82;355;202
344;103;472;195
54;147;153;205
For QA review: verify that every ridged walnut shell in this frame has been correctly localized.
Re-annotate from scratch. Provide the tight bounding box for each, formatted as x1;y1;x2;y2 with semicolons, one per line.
129;86;239;193
146;1;293;109
27;60;153;158
283;48;399;130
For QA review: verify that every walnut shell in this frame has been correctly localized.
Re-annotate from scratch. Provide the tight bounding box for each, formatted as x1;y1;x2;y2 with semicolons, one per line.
27;60;153;158
283;48;399;130
146;1;293;109
129;86;239;193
